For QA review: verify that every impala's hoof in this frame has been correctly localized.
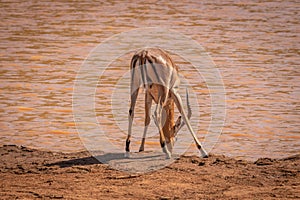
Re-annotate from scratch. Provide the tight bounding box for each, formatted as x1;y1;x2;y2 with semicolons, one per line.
124;151;130;158
162;146;171;159
202;154;209;158
165;153;171;159
139;147;144;152
200;149;209;158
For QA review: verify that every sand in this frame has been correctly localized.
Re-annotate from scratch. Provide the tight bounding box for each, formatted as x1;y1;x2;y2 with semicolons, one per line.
0;145;299;199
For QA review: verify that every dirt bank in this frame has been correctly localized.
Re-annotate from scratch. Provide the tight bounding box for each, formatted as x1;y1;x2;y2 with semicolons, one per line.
0;145;299;199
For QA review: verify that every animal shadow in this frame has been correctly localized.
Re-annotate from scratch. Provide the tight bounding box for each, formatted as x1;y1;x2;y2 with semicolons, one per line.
45;152;146;168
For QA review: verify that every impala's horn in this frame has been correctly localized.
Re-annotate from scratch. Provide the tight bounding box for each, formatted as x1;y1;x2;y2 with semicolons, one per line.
174;88;192;137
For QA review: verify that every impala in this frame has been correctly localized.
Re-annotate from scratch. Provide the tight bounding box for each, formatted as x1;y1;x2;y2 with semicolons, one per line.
125;48;208;159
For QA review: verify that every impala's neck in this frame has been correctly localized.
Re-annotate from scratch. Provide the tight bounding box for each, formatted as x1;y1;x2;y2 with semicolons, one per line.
162;98;175;143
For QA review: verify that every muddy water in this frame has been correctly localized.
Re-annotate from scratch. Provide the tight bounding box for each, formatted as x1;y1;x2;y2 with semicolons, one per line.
0;0;299;160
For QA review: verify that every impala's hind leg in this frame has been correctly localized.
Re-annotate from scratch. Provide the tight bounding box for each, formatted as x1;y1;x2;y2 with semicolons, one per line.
139;91;152;152
171;89;208;158
125;88;139;158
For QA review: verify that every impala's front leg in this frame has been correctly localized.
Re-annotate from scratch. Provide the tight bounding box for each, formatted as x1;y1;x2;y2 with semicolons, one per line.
171;89;208;158
153;100;172;159
125;88;139;158
139;91;152;152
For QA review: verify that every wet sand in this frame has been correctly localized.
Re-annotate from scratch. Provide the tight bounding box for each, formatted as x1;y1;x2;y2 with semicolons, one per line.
0;145;299;199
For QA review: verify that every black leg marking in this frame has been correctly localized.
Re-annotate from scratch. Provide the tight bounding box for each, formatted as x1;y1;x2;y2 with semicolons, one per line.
161;141;168;154
125;139;130;152
196;143;202;150
129;109;132;116
197;143;208;158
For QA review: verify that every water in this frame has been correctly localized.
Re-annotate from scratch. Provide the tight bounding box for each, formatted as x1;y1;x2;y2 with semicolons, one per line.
0;0;299;160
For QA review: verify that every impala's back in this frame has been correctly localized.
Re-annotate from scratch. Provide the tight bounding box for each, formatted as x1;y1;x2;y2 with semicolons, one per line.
130;48;180;95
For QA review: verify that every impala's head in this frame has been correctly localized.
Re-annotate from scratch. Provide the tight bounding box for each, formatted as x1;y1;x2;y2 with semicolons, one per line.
161;99;184;153
161;89;191;154
165;115;182;153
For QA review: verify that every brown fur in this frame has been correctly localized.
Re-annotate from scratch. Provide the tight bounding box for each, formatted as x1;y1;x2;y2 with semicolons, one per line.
126;48;207;159
146;83;177;144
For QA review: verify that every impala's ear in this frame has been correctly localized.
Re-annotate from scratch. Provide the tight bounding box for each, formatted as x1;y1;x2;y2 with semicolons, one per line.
175;116;181;127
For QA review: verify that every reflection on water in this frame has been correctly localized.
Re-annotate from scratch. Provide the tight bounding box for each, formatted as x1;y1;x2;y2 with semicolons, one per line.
0;0;299;160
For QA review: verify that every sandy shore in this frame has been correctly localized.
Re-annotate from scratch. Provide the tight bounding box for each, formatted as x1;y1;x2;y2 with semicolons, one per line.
0;145;299;199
